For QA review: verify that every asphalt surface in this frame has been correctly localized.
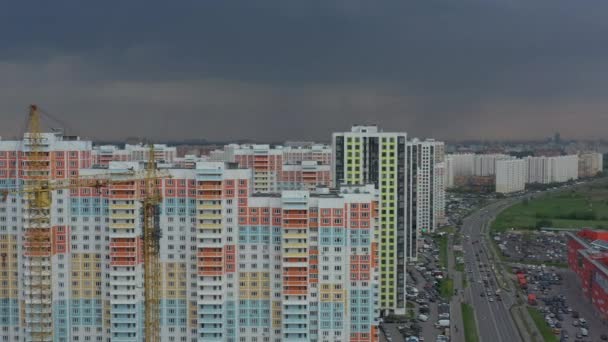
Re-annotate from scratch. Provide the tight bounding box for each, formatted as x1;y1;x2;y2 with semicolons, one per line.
458;183;595;342
461;199;524;342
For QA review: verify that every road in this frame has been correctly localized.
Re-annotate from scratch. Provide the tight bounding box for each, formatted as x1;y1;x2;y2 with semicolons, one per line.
460;198;524;342
457;184;585;342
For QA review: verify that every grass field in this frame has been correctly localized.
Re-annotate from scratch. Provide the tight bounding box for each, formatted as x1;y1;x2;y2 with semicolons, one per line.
527;307;558;342
461;303;479;342
435;235;448;268
492;185;608;232
439;277;454;299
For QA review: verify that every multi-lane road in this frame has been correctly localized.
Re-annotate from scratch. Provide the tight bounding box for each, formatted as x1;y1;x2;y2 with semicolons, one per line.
458;184;587;342
461;199;523;342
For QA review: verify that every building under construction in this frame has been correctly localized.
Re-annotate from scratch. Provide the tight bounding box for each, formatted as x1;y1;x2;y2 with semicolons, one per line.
0;107;381;342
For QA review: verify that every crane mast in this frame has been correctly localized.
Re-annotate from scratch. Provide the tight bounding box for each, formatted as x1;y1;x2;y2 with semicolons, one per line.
14;106;165;341
23;105;53;342
143;145;161;342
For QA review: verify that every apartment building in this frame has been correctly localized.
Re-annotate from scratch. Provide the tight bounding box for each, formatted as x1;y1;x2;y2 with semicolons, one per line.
410;139;445;234
92;144;177;166
525;155;579;184
332;125;409;314
0;130;379;342
578;152;603;178
0;132;93;342
444;153;513;188
495;159;527;194
279;161;331;191
402;139;446;262
210;144;333;193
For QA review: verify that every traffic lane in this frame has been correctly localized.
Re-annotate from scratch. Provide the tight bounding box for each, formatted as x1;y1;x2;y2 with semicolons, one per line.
470;219;522;342
466;233;503;341
463;218;521;342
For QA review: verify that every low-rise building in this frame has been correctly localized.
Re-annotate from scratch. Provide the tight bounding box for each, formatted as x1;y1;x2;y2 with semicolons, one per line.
567;229;608;321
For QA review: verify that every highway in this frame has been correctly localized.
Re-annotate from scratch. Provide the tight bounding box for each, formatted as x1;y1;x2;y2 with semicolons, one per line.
461;199;522;342
456;180;606;342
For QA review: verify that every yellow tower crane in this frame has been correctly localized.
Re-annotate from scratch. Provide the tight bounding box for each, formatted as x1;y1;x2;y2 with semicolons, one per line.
142;144;162;342
5;106;168;341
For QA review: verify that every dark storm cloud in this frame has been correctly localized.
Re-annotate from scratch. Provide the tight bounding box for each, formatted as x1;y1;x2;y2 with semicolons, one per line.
1;0;607;141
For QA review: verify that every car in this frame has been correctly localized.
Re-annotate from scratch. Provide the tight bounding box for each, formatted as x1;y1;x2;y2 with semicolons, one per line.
572;320;579;327
600;334;608;340
489;297;494;302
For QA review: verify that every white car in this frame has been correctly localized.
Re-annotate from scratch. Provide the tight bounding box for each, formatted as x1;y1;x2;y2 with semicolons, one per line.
418;314;429;322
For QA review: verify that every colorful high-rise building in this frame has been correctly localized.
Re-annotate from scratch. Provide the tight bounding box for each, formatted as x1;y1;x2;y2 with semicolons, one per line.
1;130;379;342
332;125;409;314
92;144;177;167
210;144;333;193
0;132;93;342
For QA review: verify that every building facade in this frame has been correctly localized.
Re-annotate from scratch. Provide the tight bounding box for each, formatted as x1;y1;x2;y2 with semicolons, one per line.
332;125;408;314
0;131;379;342
578;152;603;178
214;144;333;193
92;144;177;166
495;159;526;194
567;229;608;321
525;155;579;184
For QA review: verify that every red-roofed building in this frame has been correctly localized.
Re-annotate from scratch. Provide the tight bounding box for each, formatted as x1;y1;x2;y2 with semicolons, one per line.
567;229;608;321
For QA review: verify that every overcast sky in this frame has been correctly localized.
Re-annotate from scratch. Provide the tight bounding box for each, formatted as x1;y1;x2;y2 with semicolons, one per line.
1;0;607;142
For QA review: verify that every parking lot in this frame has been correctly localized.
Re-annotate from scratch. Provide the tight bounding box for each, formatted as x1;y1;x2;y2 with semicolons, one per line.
380;237;451;342
445;192;495;228
514;265;608;341
496;231;567;265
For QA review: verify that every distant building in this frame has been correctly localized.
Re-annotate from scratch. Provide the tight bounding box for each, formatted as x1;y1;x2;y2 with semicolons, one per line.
578;152;603;178
525;155;578;184
567;229;608;321
212;144;333;192
495;159;526;193
92;143;177;166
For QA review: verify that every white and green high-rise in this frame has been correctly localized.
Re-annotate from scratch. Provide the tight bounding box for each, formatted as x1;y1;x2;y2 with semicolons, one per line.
332;125;409;314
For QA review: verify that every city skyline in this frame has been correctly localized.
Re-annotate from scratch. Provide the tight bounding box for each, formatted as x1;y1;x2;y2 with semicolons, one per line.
2;1;608;141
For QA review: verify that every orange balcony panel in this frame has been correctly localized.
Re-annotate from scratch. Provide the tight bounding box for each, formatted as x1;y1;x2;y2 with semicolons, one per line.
283;281;308;287
284;258;307;263
284;289;308;295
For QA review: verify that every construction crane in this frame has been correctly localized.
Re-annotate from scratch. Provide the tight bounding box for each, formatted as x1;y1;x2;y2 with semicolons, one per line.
5;106;168;342
142;144;162;342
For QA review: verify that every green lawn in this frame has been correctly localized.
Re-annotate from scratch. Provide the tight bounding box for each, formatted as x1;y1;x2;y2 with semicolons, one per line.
461;303;479;342
435;235;448;268
492;188;608;232
439;277;454;299
527;307;558;342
